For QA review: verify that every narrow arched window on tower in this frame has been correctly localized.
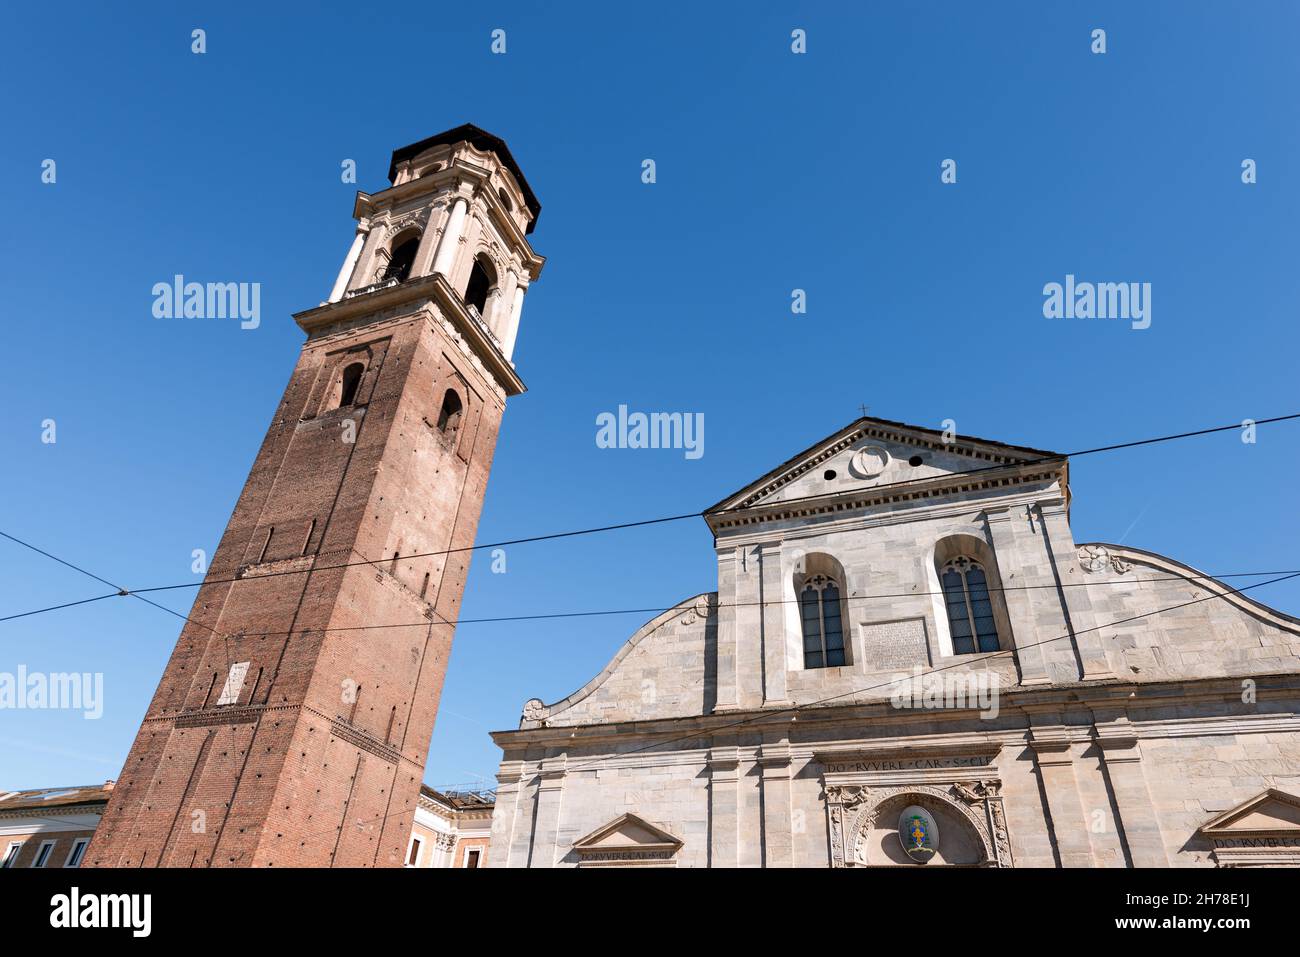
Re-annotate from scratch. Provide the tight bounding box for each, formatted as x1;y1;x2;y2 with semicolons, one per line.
800;575;846;669
382;234;420;283
941;557;1000;654
437;388;463;436
463;256;495;316
338;362;364;407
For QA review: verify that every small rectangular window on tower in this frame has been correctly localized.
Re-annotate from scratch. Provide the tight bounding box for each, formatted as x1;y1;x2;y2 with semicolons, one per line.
216;661;251;706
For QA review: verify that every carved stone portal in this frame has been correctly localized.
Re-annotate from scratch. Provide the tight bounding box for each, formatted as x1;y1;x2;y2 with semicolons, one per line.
824;781;1013;868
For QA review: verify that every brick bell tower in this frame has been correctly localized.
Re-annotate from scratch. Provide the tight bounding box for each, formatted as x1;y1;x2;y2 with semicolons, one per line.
87;125;543;867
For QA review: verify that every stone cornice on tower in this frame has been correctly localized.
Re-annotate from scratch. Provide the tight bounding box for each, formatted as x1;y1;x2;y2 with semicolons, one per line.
293;272;526;397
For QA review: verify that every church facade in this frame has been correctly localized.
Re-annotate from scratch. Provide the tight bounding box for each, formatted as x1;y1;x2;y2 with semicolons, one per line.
488;418;1300;867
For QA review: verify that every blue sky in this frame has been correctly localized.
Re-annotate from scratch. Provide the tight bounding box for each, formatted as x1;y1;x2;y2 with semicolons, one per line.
2;1;1298;792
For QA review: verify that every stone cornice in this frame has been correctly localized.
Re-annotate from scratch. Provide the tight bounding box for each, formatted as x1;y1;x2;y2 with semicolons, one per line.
293;273;526;397
707;418;1063;513
707;461;1066;538
712;483;1061;549
493;673;1300;751
0;803;107;820
812;739;1004;764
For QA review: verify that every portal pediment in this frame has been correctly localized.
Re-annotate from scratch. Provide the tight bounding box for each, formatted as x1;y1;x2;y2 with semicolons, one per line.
571;813;683;866
1200;789;1300;836
1199;790;1300;867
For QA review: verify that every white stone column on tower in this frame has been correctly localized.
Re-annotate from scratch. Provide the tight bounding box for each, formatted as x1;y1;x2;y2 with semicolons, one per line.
502;279;527;360
410;210;442;279
328;225;369;303
492;270;519;342
431;196;468;279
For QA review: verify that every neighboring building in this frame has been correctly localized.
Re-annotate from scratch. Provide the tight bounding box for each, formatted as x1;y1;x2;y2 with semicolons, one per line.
86;125;545;868
2;778;494;870
490;417;1300;868
0;782;112;868
407;786;494;868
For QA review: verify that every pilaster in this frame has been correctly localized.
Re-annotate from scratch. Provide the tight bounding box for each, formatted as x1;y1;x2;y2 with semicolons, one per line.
1038;499;1117;680
528;755;568;868
984;506;1051;684
1029;723;1097;867
707;746;740;867
758;737;794;867
1092;713;1170;866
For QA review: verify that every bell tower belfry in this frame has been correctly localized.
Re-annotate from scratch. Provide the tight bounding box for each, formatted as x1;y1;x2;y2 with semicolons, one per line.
87;125;544;868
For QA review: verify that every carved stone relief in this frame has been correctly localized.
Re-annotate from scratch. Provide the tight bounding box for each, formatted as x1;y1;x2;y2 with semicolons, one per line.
824;780;1012;868
1078;545;1132;575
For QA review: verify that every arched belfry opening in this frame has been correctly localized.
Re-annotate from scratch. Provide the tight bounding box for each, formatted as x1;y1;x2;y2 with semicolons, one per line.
463;254;496;316
382;232;421;283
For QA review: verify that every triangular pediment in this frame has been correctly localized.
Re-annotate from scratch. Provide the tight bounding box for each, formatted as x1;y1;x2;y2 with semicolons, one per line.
1200;789;1300;836
572;813;683;852
705;416;1063;519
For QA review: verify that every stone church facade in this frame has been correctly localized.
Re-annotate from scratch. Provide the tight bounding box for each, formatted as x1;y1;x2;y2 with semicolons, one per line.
489;418;1300;867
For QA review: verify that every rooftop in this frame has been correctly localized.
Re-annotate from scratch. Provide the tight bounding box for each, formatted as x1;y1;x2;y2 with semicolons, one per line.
0;782;114;813
388;123;541;232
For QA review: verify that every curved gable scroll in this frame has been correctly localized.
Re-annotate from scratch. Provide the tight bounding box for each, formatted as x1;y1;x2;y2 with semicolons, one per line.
519;593;717;729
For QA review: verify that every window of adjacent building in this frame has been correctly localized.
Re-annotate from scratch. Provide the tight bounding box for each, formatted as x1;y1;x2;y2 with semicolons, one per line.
382;233;421;283
64;838;89;868
2;841;21;868
339;362;364;407
941;557;1000;654
406;835;423;867
800;574;846;669
465;848;481;869
32;840;56;868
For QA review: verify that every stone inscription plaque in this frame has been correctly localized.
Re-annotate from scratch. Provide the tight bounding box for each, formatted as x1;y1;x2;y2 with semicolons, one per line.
861;617;930;670
824;755;992;774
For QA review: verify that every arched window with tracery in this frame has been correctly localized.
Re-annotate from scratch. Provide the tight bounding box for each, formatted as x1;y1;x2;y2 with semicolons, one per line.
800;574;846;669
940;557;999;654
